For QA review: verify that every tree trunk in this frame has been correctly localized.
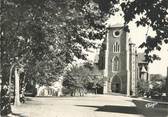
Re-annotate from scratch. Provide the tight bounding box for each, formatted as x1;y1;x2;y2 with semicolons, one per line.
1;65;12;116
8;63;16;103
14;68;20;106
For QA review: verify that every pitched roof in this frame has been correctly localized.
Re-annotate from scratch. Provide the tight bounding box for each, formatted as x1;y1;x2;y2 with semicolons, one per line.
106;23;124;28
141;66;147;73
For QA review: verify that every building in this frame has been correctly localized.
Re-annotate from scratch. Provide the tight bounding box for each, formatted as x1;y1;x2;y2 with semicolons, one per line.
36;77;63;97
95;23;149;96
25;76;63;97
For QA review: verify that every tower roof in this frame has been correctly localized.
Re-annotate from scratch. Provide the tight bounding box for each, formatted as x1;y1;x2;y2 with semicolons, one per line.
141;66;147;73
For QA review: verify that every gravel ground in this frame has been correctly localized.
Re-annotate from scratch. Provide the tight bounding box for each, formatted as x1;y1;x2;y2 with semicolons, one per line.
7;94;168;117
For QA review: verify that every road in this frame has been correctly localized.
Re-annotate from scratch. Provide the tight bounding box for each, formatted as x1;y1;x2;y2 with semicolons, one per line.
10;94;168;117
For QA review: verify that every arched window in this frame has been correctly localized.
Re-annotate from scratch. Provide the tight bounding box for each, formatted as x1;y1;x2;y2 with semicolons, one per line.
117;44;120;52
112;56;119;71
113;42;120;53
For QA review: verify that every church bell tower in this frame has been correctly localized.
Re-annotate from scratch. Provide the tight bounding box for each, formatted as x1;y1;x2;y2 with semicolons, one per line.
103;24;130;95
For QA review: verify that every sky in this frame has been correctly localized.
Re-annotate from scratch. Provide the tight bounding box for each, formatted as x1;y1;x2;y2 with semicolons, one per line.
106;10;168;76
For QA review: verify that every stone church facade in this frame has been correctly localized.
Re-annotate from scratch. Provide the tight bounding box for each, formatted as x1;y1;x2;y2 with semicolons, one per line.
97;24;149;96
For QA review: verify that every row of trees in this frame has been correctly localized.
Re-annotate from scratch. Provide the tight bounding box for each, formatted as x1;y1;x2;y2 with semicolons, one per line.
1;0;168;116
63;64;105;96
1;0;115;115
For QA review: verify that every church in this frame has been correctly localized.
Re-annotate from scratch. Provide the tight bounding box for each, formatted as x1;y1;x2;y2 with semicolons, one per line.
95;23;149;96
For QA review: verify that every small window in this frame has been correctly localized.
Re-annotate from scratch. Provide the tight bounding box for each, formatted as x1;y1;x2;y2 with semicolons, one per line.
117;44;120;52
113;45;115;52
112;56;119;71
113;42;120;53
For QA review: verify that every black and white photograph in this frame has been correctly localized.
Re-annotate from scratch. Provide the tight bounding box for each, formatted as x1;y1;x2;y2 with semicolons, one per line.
1;0;168;117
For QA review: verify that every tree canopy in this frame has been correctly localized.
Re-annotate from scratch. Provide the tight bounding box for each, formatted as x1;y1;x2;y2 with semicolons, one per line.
121;0;168;62
1;0;116;115
63;64;104;96
1;0;117;79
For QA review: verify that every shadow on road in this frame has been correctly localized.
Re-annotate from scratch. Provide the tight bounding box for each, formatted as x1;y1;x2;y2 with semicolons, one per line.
132;100;168;117
5;112;28;117
76;105;139;114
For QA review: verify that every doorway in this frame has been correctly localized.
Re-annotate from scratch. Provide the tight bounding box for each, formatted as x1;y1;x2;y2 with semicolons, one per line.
111;75;122;93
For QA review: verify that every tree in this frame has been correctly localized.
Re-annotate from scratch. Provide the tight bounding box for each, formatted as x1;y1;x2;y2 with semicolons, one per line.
137;79;150;97
63;64;105;96
149;76;167;100
121;0;168;62
63;65;90;96
1;0;117;115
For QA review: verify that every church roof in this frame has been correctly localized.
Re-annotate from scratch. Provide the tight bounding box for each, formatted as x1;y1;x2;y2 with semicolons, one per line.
106;23;124;28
